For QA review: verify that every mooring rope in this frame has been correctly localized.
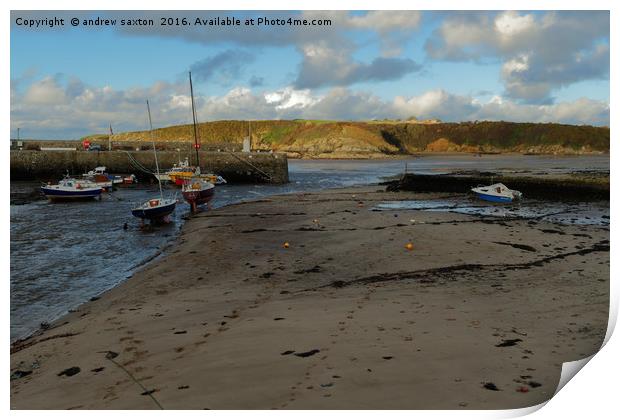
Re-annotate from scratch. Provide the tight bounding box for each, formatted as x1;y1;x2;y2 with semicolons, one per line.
226;151;273;181
125;151;156;175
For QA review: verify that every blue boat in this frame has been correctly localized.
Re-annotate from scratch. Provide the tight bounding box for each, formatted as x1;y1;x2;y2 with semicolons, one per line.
131;198;176;222
471;183;522;203
131;100;177;223
41;176;103;201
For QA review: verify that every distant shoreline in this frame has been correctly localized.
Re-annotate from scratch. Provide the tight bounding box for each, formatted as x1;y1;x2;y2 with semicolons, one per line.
284;151;610;159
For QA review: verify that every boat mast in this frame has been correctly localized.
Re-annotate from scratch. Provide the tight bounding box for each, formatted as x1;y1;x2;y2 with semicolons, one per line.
146;99;164;201
189;71;201;172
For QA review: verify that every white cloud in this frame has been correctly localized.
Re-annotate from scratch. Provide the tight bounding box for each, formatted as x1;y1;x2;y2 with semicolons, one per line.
494;11;535;37
11;76;609;139
426;11;609;102
264;87;318;110
23;77;67;105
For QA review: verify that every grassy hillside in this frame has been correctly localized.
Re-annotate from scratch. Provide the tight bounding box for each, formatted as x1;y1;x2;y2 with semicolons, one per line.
102;120;609;158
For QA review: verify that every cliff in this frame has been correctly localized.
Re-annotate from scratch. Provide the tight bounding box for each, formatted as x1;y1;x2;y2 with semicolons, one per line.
89;120;609;158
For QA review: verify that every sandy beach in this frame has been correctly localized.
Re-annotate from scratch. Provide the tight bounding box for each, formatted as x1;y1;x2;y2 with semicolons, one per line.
10;186;609;410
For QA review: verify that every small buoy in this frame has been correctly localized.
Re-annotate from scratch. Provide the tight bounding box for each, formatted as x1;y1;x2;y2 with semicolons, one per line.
405;242;414;251
516;386;529;393
123;222;128;230
313;219;319;224
283;242;290;249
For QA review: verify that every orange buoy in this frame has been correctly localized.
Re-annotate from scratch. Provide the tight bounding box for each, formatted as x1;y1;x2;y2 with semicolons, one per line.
405;242;414;251
283;242;290;249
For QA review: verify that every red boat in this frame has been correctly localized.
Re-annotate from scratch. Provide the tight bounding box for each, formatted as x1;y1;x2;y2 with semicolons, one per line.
182;178;215;211
182;71;219;213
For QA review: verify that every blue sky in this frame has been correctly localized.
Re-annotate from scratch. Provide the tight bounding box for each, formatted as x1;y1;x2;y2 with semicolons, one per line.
10;10;610;139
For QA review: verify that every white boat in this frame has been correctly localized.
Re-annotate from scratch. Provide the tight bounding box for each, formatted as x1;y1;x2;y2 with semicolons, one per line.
81;166;113;191
154;173;171;182
41;175;103;201
82;166;108;178
471;183;522;203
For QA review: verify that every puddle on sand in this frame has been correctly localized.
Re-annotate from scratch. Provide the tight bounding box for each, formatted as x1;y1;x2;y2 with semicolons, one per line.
373;198;610;226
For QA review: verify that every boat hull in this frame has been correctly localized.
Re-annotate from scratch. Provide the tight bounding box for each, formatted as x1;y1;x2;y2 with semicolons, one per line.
474;192;513;203
131;201;176;221
41;186;102;200
182;186;215;205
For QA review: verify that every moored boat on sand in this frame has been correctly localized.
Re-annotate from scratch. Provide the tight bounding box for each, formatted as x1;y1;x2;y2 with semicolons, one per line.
131;197;176;221
131;100;176;223
182;177;215;209
471;183;522;203
181;71;221;212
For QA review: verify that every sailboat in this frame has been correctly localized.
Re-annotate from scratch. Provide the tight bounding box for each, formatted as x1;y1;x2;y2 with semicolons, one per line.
131;100;177;222
181;71;216;212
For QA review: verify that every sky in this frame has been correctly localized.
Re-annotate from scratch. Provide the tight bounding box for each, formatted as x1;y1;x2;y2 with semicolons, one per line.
10;10;610;139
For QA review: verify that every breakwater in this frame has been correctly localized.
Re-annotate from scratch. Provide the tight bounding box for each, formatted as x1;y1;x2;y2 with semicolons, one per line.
386;173;609;201
10;150;289;183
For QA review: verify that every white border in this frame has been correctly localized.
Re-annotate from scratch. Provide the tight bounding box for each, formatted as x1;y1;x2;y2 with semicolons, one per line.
4;1;616;419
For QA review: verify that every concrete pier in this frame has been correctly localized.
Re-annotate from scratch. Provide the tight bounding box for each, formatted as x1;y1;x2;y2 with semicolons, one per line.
10;150;289;184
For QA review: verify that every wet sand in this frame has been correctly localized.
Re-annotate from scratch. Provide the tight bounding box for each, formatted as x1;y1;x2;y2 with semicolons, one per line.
10;187;609;409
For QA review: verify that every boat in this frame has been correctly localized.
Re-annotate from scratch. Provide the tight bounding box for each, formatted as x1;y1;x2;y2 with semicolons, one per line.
471;183;522;203
174;171;226;185
165;157;226;186
131;197;177;220
181;176;215;207
41;175;103;201
81;166;113;191
82;166;108;178
182;71;218;212
122;174;138;185
131;100;176;223
165;160;195;185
